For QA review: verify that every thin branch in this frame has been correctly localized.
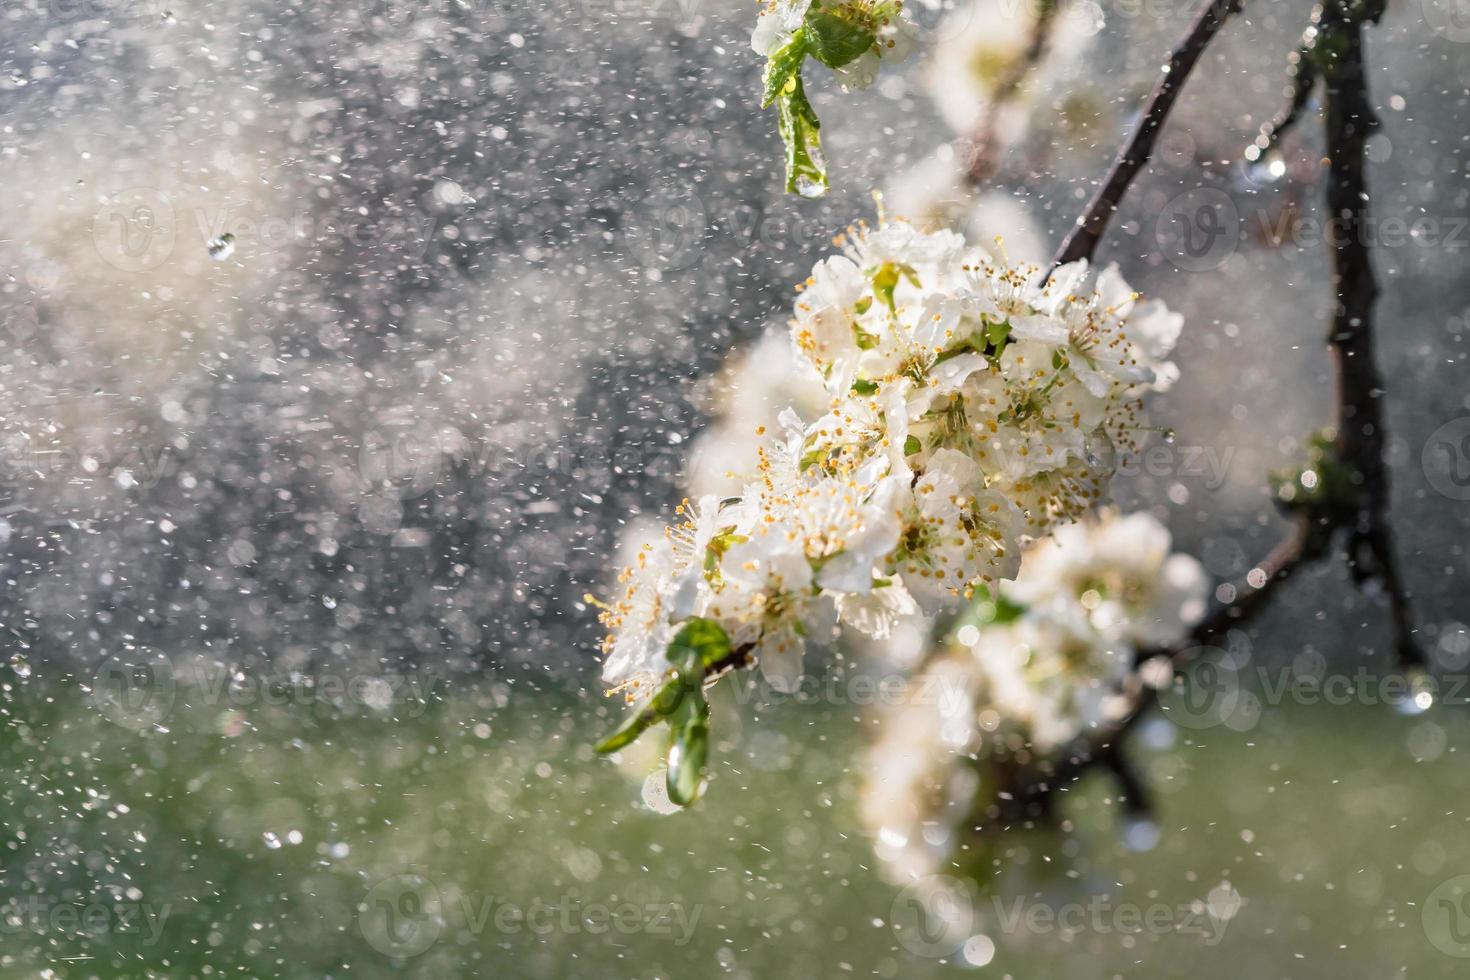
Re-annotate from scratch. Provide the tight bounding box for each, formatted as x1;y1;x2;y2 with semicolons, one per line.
1051;0;1242;268
1045;516;1312;785
1317;0;1424;669
1040;0;1424;808
962;0;1058;186
1246;40;1318;163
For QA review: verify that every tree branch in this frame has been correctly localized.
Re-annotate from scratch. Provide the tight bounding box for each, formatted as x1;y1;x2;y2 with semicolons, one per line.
1051;0;1242;268
1246;39;1318;164
962;0;1058;186
1040;0;1425;808
1318;0;1424;669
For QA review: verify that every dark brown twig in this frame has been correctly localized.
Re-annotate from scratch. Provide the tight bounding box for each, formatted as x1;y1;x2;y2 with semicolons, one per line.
1043;0;1425;814
1051;0;1242;268
1246;40;1318;163
1317;0;1423;669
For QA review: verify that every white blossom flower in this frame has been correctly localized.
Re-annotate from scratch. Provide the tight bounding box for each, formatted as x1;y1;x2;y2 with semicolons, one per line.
701;533;828;693
600;220;1182;703
958;609;1130;757
892;448;1022;605
751;0;814;56
1004;507;1209;647
687;326;829;498
598;538;679;699
859;658;979;879
859;506;1208;866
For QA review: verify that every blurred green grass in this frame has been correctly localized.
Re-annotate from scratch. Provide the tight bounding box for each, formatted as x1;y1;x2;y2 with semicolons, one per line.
1;671;1467;978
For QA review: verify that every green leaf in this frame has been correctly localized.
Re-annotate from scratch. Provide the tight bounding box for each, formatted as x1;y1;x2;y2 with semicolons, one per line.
776;75;828;198
594;675;685;753
992;595;1026;625
665;692;711;806
871;261;920;314
804;8;875;69
985;319;1011;353
903;434;922;456
872;263;900;313
667;618;732;671
761;29;810;109
955;584;1027;635
703;528;744;573
851;378;879;396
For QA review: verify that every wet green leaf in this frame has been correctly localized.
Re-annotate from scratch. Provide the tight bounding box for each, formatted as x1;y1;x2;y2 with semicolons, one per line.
805;8;875;69
667;618;732;671
761;29;810;108
594;675;685;753
665;692;711;806
776;75;828;197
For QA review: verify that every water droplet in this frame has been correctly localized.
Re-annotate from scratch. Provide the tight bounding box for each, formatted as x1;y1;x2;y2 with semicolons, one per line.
1396;668;1435;716
208;233;236;261
794;176;828;199
1245;153;1286;185
1123;816;1162;852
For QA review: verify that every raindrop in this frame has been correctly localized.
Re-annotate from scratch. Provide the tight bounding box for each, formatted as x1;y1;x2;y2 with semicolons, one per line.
208;233;236;261
1122;816;1162;852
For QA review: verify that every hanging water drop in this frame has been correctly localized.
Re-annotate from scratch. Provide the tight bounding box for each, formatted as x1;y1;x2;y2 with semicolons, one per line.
208;232;235;261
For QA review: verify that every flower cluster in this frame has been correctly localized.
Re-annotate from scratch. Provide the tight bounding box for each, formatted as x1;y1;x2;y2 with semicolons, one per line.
753;0;918;195
687;325;829;498
860;508;1208;877
595;220;1183;803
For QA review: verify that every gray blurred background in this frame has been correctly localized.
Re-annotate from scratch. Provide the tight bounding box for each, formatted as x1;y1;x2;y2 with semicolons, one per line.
1;0;1470;975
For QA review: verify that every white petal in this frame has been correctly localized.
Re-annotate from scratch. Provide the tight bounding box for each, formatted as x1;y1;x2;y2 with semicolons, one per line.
758;629;806;693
